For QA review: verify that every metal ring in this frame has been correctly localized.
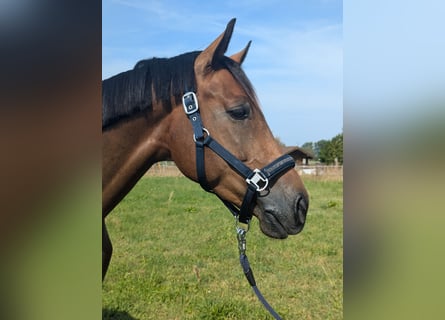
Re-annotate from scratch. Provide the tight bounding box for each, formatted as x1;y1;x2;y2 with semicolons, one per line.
193;128;210;142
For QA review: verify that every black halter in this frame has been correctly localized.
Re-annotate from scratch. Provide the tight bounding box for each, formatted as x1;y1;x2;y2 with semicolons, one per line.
183;91;295;320
182;91;295;226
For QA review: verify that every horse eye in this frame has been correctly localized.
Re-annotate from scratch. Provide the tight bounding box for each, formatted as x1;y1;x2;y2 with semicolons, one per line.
227;104;250;120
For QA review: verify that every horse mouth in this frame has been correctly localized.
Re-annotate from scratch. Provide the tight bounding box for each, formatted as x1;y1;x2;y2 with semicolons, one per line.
257;210;290;239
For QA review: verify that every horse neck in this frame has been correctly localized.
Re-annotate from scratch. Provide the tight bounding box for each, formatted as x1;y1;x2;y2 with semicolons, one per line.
122;98;174;157
102;102;174;215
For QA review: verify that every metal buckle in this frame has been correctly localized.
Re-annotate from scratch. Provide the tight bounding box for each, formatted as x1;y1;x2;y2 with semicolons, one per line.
246;169;269;192
182;92;199;115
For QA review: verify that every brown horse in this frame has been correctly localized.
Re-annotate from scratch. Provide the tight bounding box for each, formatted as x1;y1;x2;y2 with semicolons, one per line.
102;19;309;279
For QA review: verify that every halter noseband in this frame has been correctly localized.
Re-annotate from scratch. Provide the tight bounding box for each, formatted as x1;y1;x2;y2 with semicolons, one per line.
182;91;295;226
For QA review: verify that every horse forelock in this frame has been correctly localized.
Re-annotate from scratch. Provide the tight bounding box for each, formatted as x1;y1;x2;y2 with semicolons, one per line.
102;51;201;129
220;56;258;106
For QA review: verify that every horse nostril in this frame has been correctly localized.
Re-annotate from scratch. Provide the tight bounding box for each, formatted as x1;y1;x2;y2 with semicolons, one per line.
294;193;309;225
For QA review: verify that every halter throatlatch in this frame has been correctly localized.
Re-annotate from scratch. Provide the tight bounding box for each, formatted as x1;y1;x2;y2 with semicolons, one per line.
183;92;294;320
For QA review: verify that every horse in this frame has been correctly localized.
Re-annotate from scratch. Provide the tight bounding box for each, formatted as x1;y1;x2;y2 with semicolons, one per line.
102;18;309;280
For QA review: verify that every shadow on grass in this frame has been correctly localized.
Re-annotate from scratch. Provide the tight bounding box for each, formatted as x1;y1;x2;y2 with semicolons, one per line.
102;309;138;320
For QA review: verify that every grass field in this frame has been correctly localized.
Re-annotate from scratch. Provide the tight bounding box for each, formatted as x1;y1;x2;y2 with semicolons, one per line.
102;176;342;319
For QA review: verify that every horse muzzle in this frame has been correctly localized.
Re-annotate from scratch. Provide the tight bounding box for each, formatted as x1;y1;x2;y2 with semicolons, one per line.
257;192;309;239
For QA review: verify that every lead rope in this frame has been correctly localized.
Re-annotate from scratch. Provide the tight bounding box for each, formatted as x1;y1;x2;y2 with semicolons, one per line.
236;223;283;320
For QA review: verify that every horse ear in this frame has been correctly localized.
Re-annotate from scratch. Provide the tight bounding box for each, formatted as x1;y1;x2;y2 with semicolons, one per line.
195;18;236;73
230;41;251;65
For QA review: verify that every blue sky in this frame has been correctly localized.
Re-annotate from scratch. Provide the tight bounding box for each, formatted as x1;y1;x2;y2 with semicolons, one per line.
103;0;343;146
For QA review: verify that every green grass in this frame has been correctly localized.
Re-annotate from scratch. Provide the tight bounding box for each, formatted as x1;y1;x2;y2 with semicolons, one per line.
103;176;342;319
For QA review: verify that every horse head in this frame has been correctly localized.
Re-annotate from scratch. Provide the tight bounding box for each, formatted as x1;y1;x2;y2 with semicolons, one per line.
168;19;309;239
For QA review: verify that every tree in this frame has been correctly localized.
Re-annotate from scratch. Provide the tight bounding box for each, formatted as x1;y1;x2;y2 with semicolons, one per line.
313;133;343;165
315;139;330;163
330;133;343;164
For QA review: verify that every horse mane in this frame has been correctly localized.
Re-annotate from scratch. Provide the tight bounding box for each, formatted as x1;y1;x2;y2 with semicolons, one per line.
102;51;201;128
102;51;257;129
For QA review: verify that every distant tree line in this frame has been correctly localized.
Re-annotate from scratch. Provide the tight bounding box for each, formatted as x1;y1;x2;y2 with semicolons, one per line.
301;133;343;165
